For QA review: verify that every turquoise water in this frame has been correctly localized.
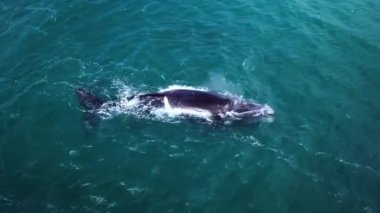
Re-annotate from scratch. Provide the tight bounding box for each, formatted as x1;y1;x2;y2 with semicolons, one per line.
1;0;380;212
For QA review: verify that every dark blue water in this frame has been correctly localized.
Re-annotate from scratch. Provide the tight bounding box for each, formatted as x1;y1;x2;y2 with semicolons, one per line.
1;0;380;212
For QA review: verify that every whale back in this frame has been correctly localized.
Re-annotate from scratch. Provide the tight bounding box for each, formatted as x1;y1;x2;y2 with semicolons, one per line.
160;89;232;112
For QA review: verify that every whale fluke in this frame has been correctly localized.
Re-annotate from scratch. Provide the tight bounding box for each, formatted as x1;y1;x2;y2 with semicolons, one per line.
75;88;104;111
75;88;105;128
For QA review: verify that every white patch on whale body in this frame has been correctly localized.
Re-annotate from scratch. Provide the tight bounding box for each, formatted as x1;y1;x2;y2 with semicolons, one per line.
152;97;213;122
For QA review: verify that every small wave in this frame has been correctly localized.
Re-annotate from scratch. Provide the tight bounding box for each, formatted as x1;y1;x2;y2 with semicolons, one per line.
236;134;326;182
89;195;107;205
25;7;57;15
336;158;380;177
313;151;380;178
126;187;146;196
0;194;21;207
169;152;185;158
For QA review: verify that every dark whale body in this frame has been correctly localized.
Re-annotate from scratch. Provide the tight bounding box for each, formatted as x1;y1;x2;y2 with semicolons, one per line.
138;90;232;116
76;88;274;124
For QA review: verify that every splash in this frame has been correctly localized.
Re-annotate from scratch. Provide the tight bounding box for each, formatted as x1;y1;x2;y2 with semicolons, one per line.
159;85;208;92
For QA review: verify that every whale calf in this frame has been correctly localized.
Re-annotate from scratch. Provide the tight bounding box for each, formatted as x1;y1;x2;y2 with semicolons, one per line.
75;87;274;124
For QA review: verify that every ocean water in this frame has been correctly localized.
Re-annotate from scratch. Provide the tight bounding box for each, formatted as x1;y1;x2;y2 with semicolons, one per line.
1;0;380;212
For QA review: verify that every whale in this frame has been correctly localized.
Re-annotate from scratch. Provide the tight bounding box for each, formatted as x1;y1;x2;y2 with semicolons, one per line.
75;87;274;124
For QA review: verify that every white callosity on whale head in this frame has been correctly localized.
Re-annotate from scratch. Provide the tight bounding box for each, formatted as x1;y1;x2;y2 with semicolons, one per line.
226;102;275;120
258;104;275;123
260;104;275;116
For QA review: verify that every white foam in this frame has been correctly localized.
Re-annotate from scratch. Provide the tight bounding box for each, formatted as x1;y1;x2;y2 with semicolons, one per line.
97;97;142;119
159;85;208;92
89;195;107;205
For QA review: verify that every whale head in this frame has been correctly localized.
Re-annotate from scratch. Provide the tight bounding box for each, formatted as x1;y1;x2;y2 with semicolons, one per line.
230;101;275;121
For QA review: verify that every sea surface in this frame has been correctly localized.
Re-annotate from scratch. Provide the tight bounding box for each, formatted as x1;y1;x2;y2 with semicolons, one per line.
1;0;380;212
